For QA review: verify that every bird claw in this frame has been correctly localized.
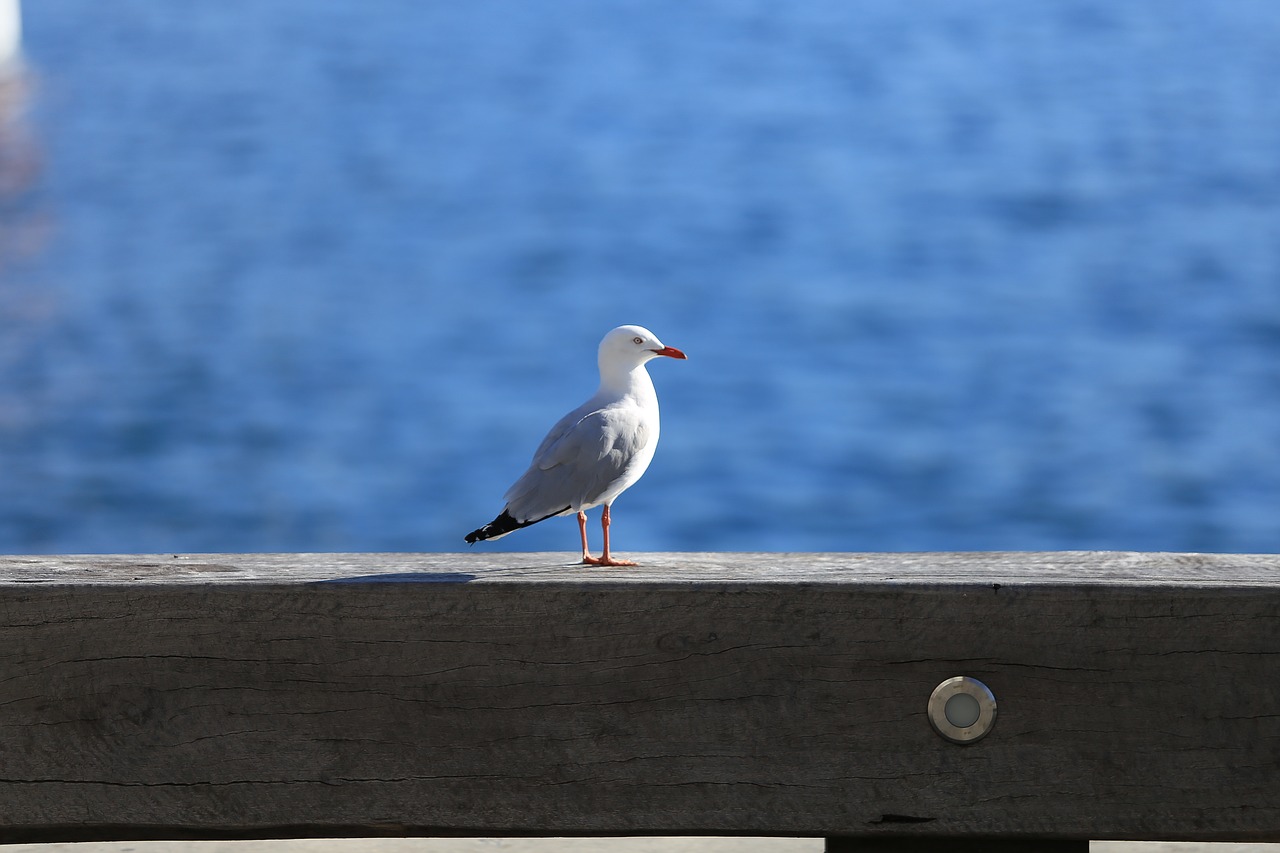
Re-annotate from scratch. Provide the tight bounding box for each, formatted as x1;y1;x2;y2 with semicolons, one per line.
581;555;638;567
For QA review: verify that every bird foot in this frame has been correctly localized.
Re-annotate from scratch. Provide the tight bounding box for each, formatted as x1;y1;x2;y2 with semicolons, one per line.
582;555;638;567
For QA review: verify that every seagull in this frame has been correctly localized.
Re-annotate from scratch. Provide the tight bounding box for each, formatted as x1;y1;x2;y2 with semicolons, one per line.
465;324;687;566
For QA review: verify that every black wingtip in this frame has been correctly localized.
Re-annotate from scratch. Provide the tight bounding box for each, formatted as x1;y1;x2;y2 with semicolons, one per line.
465;507;570;544
464;509;524;544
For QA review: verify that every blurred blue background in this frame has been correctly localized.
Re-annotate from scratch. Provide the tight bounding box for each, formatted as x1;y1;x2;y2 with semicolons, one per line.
1;0;1278;555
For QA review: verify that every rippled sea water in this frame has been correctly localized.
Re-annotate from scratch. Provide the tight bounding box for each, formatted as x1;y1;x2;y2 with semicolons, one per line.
1;0;1278;555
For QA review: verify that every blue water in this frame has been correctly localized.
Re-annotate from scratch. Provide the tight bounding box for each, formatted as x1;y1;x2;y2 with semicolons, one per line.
2;1;1279;555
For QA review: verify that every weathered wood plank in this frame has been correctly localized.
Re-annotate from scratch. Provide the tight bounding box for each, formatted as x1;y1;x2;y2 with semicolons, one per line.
3;550;1279;586
0;552;1278;843
825;840;1088;852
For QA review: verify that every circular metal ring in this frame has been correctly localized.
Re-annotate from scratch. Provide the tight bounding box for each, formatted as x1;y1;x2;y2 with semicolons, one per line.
928;676;997;744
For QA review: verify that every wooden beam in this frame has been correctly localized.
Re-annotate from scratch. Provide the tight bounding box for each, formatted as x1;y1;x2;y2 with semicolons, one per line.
1;552;1278;843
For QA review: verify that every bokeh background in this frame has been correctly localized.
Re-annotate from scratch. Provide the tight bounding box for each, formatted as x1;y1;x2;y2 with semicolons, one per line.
1;0;1278;556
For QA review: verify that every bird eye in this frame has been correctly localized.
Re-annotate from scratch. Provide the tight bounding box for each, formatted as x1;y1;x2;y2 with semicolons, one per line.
632;336;644;344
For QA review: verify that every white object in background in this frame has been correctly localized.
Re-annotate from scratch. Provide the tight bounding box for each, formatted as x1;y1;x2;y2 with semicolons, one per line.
0;0;20;71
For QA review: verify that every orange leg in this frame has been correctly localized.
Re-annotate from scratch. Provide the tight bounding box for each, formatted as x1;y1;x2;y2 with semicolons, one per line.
587;504;637;567
577;511;594;564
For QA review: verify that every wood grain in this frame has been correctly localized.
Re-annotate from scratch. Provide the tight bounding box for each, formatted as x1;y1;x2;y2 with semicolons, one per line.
0;552;1277;843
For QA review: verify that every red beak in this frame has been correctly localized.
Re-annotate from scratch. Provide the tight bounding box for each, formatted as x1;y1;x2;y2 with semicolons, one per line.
650;345;687;360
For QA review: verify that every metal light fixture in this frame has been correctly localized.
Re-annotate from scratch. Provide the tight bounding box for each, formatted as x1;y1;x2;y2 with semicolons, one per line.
928;676;997;744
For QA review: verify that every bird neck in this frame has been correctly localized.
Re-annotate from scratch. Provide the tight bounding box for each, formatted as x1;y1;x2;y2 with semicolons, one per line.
597;358;656;404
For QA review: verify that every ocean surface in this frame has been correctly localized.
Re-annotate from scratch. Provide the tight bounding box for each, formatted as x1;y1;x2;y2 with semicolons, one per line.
1;0;1279;556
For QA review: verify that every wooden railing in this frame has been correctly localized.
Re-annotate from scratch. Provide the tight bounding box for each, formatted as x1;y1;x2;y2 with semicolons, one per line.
2;551;1278;851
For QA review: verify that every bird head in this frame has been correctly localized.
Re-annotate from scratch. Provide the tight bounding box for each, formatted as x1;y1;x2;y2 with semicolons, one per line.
600;325;687;366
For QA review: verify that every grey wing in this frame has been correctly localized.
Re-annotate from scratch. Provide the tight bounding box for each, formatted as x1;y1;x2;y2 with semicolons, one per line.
497;401;596;517
503;410;650;522
525;400;597;468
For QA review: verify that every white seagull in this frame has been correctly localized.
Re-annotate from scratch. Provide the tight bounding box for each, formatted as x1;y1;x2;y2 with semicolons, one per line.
465;324;687;566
